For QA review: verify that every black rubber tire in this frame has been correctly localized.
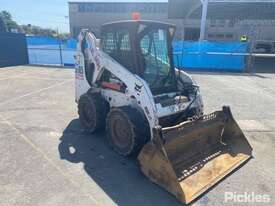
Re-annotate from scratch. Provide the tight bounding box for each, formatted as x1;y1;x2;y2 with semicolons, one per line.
106;106;150;157
78;92;109;133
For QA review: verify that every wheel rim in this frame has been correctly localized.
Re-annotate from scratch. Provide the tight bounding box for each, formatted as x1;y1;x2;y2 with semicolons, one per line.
110;114;133;151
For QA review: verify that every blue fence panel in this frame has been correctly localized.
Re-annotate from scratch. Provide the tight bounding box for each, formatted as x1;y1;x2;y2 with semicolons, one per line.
66;38;77;49
62;49;76;66
27;36;76;66
173;41;248;71
26;36;248;72
27;36;61;45
28;46;62;65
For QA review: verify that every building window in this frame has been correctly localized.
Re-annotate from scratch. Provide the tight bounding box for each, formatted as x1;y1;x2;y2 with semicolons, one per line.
161;5;167;12
78;4;85;12
210;19;216;27
225;34;234;39
218;20;226;27
116;4;126;13
94;4;102;12
228;19;235;27
185;28;200;41
208;34;215;38
153;4;157;12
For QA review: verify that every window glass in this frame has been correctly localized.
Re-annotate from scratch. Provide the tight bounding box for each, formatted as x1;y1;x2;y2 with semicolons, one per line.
102;32;116;54
217;34;225;38
139;28;175;92
228;19;235;27
102;30;131;53
119;33;131;51
210;19;216;27
226;34;234;39
208;34;215;38
78;4;85;12
102;29;133;70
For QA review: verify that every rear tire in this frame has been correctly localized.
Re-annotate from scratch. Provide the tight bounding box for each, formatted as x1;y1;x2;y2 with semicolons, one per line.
78;92;109;133
106;106;150;157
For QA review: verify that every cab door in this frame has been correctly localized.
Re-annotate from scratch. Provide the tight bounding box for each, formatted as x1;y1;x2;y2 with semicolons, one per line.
75;32;92;102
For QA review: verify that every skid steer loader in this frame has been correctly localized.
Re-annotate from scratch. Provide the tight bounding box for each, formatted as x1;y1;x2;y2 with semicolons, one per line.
75;20;252;204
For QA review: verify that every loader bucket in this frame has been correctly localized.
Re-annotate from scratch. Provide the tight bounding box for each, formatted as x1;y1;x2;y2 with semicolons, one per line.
138;106;252;204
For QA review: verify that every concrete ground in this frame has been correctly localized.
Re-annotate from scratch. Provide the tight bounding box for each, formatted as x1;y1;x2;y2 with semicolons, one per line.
0;65;274;206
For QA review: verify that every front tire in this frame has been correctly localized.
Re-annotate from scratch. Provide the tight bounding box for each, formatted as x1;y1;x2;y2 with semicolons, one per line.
106;106;150;157
78;92;108;133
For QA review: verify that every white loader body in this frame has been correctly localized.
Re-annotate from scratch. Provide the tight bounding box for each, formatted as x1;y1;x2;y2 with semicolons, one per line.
74;21;252;205
75;30;203;137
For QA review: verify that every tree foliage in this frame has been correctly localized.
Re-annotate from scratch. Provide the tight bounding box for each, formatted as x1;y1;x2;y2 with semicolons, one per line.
0;10;18;32
0;10;69;38
0;16;7;32
21;24;58;37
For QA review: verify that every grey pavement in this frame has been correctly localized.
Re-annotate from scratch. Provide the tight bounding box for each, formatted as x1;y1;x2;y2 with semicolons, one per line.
0;66;274;206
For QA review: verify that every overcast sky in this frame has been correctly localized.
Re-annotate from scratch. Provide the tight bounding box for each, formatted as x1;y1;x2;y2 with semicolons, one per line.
1;0;168;33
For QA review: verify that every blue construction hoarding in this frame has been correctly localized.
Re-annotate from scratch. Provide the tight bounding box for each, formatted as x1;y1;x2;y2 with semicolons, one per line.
27;36;76;66
27;36;248;72
173;41;248;72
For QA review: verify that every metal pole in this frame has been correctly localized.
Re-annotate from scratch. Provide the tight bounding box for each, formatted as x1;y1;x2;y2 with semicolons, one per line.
59;37;63;66
200;0;209;41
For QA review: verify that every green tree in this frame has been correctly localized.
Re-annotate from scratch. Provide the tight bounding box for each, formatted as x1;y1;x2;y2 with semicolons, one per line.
0;15;7;32
0;10;69;38
0;10;18;32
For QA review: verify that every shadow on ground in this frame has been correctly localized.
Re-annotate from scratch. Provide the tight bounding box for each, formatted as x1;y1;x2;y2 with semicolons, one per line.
58;119;183;206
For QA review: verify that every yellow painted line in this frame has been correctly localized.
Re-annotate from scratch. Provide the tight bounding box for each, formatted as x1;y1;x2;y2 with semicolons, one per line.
0;114;99;206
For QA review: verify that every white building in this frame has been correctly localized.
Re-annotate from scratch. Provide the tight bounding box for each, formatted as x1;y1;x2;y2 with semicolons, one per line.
69;0;275;42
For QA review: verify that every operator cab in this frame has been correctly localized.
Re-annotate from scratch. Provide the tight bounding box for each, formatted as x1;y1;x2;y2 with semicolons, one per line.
101;20;177;95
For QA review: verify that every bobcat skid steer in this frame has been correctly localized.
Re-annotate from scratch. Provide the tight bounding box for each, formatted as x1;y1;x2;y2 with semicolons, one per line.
75;20;252;204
